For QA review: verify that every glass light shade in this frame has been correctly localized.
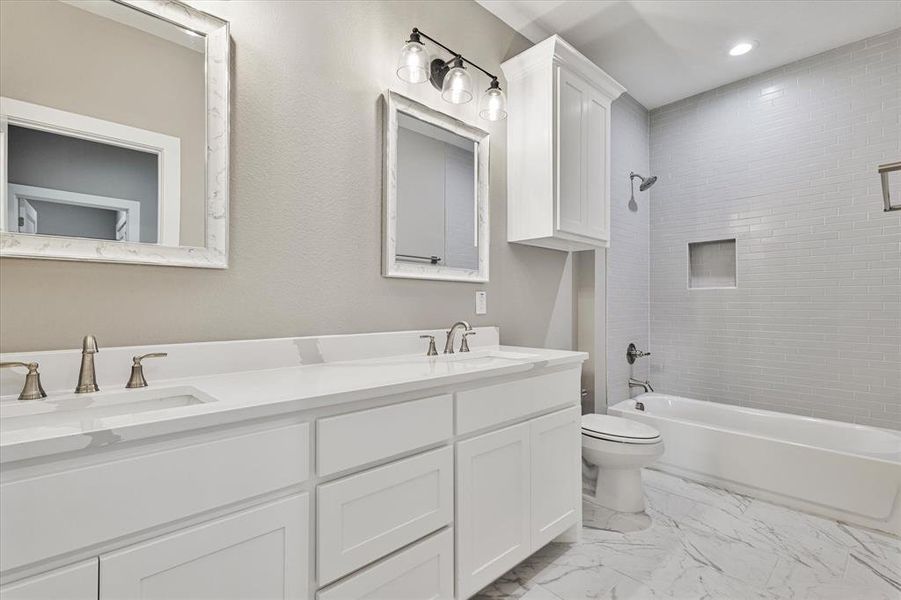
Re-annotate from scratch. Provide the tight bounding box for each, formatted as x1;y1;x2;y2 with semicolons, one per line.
441;65;473;104
396;40;429;83
479;85;507;121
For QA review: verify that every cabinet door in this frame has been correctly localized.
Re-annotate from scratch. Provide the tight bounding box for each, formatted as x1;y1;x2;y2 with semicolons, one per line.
530;407;581;550
455;423;530;600
556;66;589;237
584;87;610;242
100;493;309;600
0;559;97;600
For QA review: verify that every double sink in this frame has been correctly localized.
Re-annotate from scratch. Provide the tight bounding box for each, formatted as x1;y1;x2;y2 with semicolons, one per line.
0;350;537;436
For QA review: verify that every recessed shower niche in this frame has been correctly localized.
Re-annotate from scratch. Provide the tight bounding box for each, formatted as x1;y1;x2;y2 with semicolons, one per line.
688;239;736;289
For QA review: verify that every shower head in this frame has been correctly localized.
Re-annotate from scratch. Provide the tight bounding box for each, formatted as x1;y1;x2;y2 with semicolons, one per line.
630;172;657;192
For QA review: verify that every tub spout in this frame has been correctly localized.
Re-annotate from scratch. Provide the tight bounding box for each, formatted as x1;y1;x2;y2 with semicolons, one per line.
629;377;653;394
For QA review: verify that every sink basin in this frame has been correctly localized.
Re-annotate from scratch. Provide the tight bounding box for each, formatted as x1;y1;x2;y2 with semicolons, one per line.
0;386;217;433
439;350;540;367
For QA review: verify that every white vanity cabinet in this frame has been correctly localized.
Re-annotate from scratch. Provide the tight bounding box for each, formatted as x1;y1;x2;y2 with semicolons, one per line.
502;35;626;251
0;344;585;600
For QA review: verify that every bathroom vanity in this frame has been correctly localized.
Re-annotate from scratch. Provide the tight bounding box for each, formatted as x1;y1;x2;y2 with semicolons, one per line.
0;329;586;600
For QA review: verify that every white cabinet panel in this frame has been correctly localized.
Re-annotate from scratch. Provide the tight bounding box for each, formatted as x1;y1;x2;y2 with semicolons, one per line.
456;368;581;435
317;447;453;586
530;407;581;550
318;395;452;476
1;421;310;573
100;493;309;600
557;67;587;236
317;528;453;600
585;89;610;241
456;423;531;600
0;559;97;600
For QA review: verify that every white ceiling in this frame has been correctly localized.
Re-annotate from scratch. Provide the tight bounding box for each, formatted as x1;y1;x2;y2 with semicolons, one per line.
477;1;901;109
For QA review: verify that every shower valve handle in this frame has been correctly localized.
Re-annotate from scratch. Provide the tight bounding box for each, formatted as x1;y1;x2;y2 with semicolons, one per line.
626;343;651;364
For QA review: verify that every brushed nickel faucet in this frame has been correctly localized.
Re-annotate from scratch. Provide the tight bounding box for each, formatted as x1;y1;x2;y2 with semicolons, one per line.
628;378;654;393
126;353;168;388
75;335;100;393
0;361;47;400
443;321;473;354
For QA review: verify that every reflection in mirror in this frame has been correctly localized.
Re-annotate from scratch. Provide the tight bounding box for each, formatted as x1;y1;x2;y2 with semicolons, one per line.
0;0;228;267
0;0;203;247
396;114;478;271
383;92;489;283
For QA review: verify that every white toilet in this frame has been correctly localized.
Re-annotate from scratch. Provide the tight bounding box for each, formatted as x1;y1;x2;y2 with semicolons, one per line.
581;414;664;513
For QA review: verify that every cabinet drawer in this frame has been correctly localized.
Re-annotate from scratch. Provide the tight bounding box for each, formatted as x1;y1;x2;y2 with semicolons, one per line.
318;447;453;586
317;528;453;600
101;493;309;599
0;559;97;600
318;395;452;476
456;367;580;434
1;421;310;573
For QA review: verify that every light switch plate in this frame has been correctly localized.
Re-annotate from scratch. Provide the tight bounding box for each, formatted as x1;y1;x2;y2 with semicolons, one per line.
475;291;487;315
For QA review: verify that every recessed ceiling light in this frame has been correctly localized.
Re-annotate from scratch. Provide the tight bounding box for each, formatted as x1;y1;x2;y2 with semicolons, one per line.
729;41;757;57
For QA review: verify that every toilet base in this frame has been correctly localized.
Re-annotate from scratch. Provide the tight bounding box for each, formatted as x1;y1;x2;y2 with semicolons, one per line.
590;467;646;513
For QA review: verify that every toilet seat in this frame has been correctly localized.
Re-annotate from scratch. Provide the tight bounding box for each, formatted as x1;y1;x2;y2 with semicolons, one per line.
581;414;661;445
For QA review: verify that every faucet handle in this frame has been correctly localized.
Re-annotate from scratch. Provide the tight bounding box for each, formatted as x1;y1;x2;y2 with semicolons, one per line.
126;353;168;388
1;361;47;400
419;335;438;357
460;330;476;353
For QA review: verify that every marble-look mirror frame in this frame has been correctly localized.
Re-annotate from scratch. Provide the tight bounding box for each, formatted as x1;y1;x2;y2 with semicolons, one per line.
0;0;230;268
383;91;490;283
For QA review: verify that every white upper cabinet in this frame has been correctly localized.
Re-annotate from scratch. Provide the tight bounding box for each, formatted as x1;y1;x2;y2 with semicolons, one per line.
502;36;625;250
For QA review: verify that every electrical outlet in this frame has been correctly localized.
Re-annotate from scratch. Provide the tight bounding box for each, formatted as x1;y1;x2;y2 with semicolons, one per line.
475;291;487;315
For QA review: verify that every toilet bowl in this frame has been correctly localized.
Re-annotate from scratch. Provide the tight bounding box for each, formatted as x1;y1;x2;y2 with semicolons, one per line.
581;414;664;513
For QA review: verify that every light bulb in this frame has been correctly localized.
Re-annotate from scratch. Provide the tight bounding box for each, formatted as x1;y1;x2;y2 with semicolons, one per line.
397;37;429;83
441;58;473;104
479;80;507;121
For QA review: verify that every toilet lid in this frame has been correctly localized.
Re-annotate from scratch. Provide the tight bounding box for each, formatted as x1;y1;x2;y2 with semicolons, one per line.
581;414;661;444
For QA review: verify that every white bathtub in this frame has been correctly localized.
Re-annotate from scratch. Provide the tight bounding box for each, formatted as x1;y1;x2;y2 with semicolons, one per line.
609;393;901;535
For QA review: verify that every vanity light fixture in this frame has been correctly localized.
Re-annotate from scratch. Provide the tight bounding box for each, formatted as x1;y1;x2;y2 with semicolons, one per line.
396;27;507;120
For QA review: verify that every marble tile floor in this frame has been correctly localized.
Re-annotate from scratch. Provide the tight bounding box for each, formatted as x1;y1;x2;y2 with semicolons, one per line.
474;469;901;600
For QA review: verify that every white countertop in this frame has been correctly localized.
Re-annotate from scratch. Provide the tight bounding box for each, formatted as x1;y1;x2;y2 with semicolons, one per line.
1;345;586;463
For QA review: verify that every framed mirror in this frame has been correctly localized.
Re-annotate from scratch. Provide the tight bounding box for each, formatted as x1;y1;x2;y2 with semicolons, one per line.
383;91;489;283
0;0;229;268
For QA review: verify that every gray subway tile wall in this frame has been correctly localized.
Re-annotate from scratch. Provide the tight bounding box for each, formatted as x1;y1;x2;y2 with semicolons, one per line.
648;29;901;429
607;93;651;407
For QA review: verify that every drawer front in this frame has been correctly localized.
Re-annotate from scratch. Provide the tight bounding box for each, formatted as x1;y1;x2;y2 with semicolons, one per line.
317;528;453;600
456;367;580;435
318;395;452;476
101;493;309;599
0;559;98;600
1;421;310;573
318;446;453;586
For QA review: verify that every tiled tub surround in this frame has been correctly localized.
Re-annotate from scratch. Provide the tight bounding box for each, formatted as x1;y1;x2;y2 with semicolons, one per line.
0;329;586;599
475;469;901;600
607;94;652;407
610;394;901;535
649;29;901;429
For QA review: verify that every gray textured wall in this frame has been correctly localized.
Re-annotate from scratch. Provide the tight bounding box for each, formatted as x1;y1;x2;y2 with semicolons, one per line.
0;1;575;353
649;29;901;429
